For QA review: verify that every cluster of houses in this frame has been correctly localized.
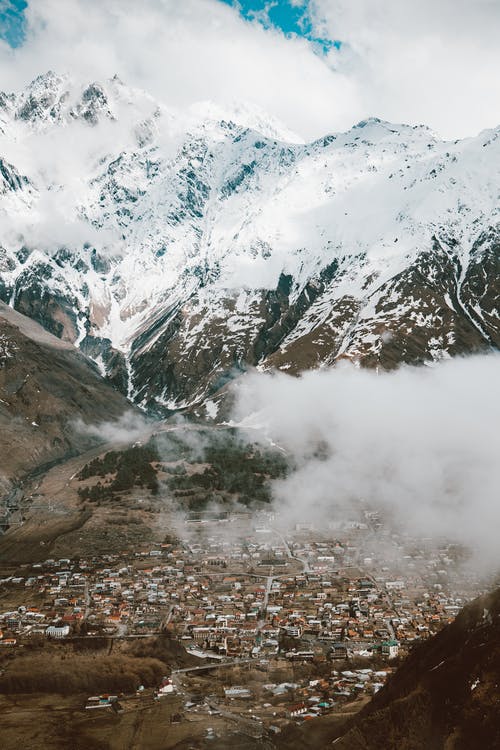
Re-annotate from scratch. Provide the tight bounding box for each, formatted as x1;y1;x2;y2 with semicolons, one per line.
0;520;482;658
0;514;486;732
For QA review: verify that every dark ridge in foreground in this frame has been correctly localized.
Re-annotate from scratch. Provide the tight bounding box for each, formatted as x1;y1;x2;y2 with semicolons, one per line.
325;588;500;750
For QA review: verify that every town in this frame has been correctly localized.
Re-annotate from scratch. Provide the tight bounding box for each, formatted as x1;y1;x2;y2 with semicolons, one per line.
0;509;490;740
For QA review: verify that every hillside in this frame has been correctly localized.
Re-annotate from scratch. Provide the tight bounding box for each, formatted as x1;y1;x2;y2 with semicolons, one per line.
326;588;500;750
0;300;142;540
0;72;498;414
0;301;137;481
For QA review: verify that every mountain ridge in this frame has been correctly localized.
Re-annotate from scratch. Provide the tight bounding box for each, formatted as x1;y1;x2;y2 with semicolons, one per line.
0;72;498;414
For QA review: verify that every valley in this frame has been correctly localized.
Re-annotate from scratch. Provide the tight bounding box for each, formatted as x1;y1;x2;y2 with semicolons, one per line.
0;504;491;750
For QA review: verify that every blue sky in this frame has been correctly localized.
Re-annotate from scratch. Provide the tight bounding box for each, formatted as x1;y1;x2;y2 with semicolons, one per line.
219;1;339;54
0;0;26;46
1;0;338;53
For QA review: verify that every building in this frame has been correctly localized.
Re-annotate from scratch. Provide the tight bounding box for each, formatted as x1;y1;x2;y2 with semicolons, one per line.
381;640;399;659
46;624;70;639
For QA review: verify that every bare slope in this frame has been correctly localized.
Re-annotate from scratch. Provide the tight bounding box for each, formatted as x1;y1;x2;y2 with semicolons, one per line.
0;301;136;484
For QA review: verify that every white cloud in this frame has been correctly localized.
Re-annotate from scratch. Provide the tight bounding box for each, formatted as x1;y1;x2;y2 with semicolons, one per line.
0;0;360;141
233;355;500;570
74;410;151;444
0;0;498;140
312;0;500;138
0;0;497;141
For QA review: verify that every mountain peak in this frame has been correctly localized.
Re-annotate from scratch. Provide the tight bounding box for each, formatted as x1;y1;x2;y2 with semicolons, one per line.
15;70;69;124
0;72;498;413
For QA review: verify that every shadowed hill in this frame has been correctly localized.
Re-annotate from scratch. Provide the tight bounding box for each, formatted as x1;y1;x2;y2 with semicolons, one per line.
0;301;138;486
327;588;500;750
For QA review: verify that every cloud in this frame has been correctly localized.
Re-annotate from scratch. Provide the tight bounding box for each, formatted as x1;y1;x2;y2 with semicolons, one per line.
0;0;498;140
74;410;152;444
312;0;500;138
0;0;359;141
0;113;142;253
233;355;500;569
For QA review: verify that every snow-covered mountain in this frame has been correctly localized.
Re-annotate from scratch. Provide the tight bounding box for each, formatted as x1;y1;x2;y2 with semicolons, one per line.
0;72;498;414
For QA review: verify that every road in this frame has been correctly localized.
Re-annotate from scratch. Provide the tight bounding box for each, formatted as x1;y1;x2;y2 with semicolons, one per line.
253;528;312;630
83;579;90;620
171;658;254;677
206;702;263;739
365;572;398;640
261;568;274;618
170;659;264;740
0;420;241;536
272;527;311;572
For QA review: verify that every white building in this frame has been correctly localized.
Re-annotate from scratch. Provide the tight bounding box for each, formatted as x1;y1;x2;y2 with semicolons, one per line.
46;624;70;639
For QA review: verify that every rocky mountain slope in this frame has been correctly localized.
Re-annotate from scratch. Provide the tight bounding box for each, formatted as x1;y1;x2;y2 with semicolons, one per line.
324;587;500;749
0;301;136;490
0;72;498;414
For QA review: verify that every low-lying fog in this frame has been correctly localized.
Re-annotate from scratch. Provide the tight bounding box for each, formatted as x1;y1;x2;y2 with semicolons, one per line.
233;354;500;570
